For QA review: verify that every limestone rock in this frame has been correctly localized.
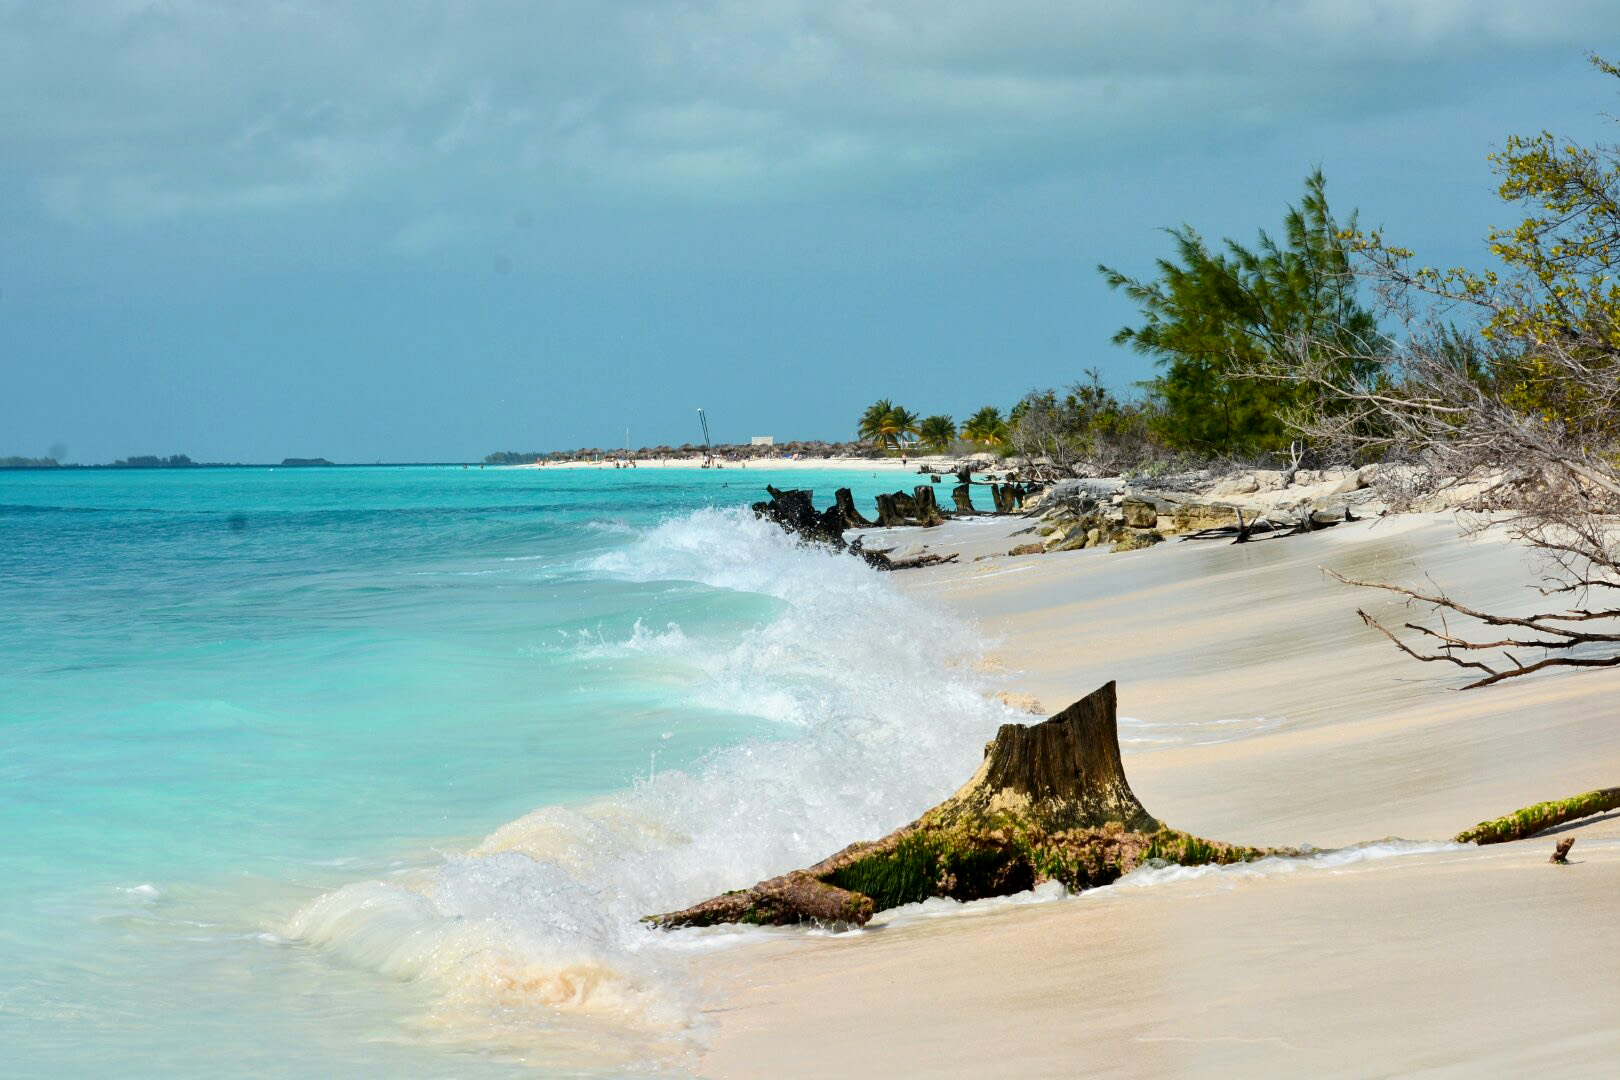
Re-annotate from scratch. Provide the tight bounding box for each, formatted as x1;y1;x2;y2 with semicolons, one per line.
1170;503;1240;533
1121;498;1158;528
1111;528;1164;553
1210;474;1260;497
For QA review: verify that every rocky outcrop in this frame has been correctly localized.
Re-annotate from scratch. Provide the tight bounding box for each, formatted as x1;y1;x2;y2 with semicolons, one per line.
644;682;1285;929
1171;502;1242;533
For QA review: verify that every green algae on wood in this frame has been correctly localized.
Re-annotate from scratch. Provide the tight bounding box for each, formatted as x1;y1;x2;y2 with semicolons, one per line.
642;682;1291;929
1454;787;1620;845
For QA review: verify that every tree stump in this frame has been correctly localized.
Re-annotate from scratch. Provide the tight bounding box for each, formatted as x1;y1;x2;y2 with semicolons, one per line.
644;681;1283;929
874;492;906;527
834;487;873;528
952;483;977;514
752;486;846;546
912;485;946;527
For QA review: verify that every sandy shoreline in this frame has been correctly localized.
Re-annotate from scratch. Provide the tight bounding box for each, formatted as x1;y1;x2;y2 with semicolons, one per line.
691;512;1620;1077
509;456;952;472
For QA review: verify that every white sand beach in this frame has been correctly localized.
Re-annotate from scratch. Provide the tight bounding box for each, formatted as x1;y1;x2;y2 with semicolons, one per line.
510;456;957;472
692;511;1620;1078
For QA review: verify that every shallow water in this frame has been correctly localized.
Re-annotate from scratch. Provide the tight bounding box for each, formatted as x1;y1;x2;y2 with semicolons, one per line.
0;464;1024;1076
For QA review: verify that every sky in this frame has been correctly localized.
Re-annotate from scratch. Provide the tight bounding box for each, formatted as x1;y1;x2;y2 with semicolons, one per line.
3;1;1620;463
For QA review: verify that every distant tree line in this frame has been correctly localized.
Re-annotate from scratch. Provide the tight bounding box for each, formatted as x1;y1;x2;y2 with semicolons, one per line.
112;455;197;468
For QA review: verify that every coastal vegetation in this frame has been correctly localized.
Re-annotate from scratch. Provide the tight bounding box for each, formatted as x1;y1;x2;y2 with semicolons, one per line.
828;56;1620;688
113;454;197;468
0;456;59;467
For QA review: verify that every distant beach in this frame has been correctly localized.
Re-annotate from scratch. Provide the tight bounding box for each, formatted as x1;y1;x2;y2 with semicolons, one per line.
510;455;954;472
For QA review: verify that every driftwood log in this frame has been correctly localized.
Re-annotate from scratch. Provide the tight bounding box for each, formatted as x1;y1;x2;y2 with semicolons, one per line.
644;682;1282;928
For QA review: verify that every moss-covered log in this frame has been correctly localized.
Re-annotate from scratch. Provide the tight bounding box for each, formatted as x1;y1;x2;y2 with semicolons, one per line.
1454;787;1620;845
644;682;1287;929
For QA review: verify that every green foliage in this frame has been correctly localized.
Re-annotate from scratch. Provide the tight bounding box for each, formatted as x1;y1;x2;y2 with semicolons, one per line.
113;454;195;468
484;450;547;465
917;414;956;452
1009;370;1161;470
1101;170;1381;453
1349;55;1620;436
0;456;59;467
856;399;919;449
961;405;1009;447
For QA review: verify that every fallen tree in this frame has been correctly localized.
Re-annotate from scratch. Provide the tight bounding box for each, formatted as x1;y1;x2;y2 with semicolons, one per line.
644;682;1285;928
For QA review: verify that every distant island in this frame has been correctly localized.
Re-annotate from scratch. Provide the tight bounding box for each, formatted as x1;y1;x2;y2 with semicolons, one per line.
279;458;334;467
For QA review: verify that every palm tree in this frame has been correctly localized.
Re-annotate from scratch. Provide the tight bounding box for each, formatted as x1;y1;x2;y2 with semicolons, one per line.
961;405;1010;447
918;414;956;452
858;398;897;447
856;399;918;450
888;406;921;448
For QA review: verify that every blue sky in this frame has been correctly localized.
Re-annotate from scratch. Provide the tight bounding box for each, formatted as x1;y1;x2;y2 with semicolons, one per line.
3;1;1618;462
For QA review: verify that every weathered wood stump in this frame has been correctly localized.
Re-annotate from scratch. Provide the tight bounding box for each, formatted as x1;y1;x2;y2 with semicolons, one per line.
833;487;873;528
752;485;845;545
874;492;905;527
644;681;1283;929
912;485;946;527
952;483;976;514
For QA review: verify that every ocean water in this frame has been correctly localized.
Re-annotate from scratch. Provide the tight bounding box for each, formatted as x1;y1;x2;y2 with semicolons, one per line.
0;465;1022;1077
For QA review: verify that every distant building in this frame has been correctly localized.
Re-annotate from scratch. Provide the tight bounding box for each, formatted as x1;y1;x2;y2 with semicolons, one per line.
750;435;774;446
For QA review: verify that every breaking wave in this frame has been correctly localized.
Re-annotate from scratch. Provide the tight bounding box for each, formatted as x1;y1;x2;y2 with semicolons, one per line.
286;508;1022;1054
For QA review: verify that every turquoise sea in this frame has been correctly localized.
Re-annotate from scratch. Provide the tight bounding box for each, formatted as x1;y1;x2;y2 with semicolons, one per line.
0;465;1015;1076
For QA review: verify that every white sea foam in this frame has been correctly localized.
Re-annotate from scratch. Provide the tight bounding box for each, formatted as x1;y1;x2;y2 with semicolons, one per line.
1112;838;1464;891
287;507;1022;1043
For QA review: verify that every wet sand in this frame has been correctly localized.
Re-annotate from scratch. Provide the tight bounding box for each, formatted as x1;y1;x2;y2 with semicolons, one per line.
693;512;1620;1077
